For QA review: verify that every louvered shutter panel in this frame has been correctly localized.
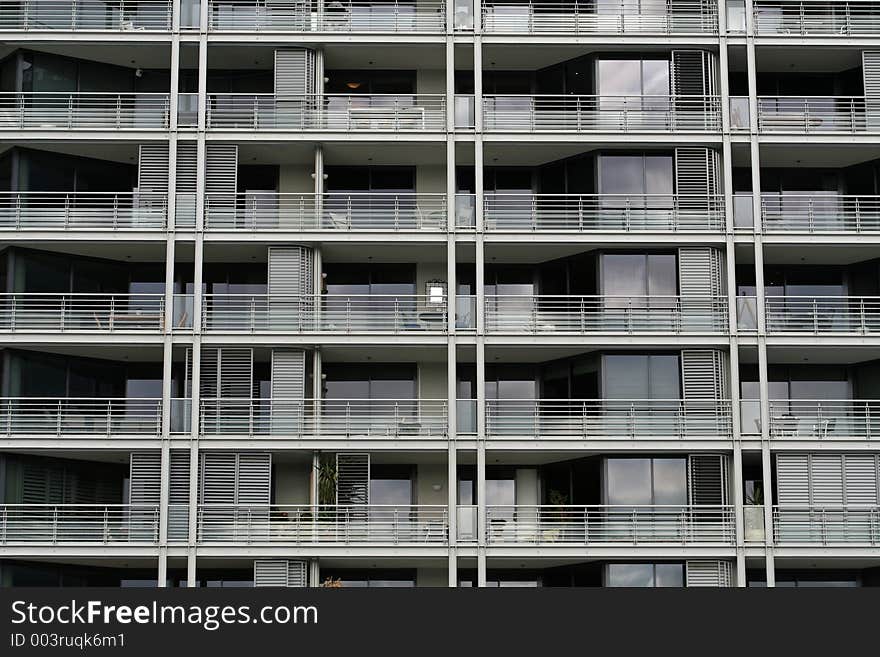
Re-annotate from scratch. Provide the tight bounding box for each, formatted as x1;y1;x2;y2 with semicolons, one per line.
168;450;191;541
810;454;844;506
843;455;879;505
275;49;316;129
129;452;162;541
672;51;716;96
336;453;369;505
137;143;169;219
675;148;720;227
21;461;64;504
236;453;272;505
686;561;732;587
254;560;308;587
681;349;726;400
776;454;811;506
678;247;724;331
688;454;728;505
175;141;197;228
199;452;237;504
268;246;315;331
863;52;880;130
271;350;306;433
199;452;271;504
192;348;253;433
205;144;238;225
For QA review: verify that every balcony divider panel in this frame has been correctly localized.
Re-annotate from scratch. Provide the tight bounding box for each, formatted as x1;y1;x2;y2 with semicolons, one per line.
685;560;732;587
254;560;307;587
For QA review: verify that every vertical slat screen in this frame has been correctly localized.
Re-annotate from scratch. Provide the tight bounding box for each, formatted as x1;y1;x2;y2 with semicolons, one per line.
336;453;370;505
688;454;728;505
271;350;307;433
686;561;732;587
254;560;308;587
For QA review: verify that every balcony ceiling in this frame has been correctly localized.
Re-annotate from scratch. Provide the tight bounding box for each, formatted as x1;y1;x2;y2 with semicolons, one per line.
729;46;864;73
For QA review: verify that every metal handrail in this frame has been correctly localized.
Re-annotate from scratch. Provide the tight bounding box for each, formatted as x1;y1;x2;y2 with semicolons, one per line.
201;293;449;333
756;96;871;133
482;0;718;34
753;1;880;36
484;504;736;544
484;294;729;334
773;506;880;545
196;504;449;544
0;397;163;436
761;193;880;233
207;93;446;131
0;504;161;545
482;94;722;133
204;192;447;231
738;399;880;440
0;293;166;332
483;193;725;232
763;295;880;334
0;0;173;31
207;0;447;32
0;191;167;230
484;398;732;438
0;92;171;130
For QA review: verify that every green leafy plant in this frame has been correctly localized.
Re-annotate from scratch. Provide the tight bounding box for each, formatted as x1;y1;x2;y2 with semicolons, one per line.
317;455;338;506
745;482;764;506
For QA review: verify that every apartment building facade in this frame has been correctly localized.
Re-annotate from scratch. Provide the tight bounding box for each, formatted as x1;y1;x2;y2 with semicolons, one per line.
0;0;879;588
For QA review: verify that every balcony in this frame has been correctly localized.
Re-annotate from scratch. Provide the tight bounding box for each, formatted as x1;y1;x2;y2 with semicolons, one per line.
485;399;732;439
0;293;166;333
0;192;168;231
208;0;446;32
763;296;880;334
753;1;880;37
481;1;717;34
483;193;724;232
0;93;170;131
0;398;163;437
198;398;453;437
206;94;446;132
484;295;728;334
204;192;447;231
740;399;880;440
756;96;871;134
773;506;880;545
195;504;449;544
0;505;160;545
482;95;721;133
484;505;735;545
761;193;880;233
0;0;172;31
201;294;462;333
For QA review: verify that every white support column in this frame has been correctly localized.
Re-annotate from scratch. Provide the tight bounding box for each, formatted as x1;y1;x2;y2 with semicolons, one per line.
314;145;324;225
312;349;322;438
476;339;486;587
447;339;457;587
186;341;201;587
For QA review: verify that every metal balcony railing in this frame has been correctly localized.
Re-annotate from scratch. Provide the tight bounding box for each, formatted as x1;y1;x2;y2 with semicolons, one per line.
196;504;449;544
484;505;735;544
753;1;880;36
481;0;717;34
761;194;880;233
198;398;452;436
484;295;728;334
483;193;725;232
764;296;880;334
0;192;168;230
0;93;170;130
0;398;162;437
202;294;449;333
763;399;880;440
484;399;733;439
0;293;166;332
482;95;721;133
0;505;161;545
204;192;447;231
757;96;872;133
207;94;446;131
208;0;446;32
0;0;172;31
773;506;880;545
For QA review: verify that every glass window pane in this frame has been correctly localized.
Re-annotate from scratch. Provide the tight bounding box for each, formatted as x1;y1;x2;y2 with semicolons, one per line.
606;458;651;505
597;60;641;95
602;254;647;297
641;60;670;96
599;156;644;196
654;564;684;587
369;479;412;505
603;355;649;400
644;156;673;196
647;254;677;298
652;459;687;505
607;564;654;587
648;354;680;399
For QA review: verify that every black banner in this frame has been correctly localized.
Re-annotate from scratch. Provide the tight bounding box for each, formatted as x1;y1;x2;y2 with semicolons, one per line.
0;588;875;655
